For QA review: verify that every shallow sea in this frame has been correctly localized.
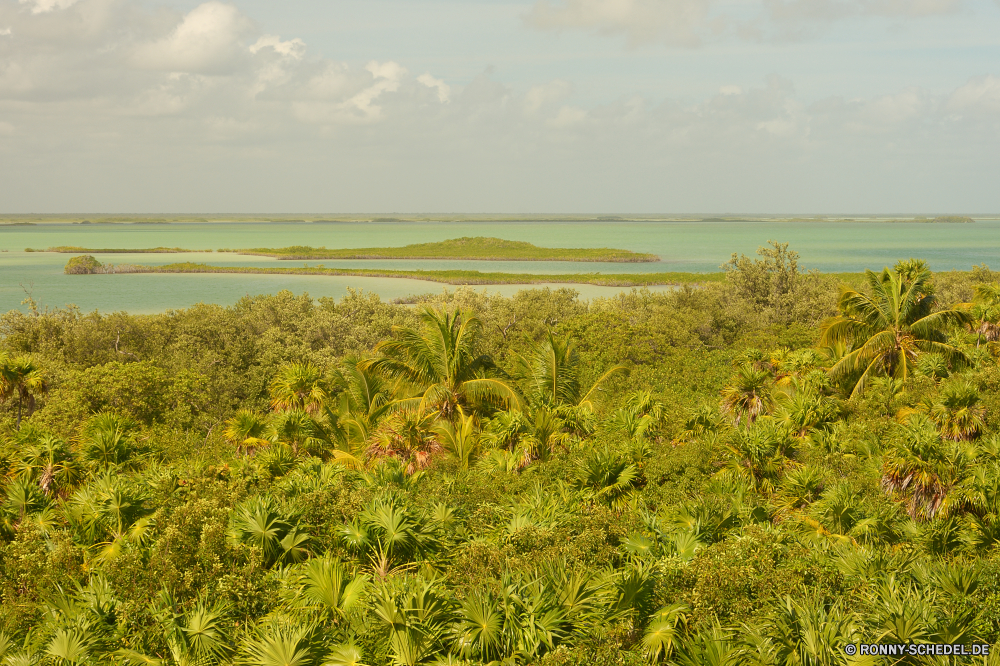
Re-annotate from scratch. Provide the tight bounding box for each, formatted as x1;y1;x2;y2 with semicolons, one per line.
1;220;999;313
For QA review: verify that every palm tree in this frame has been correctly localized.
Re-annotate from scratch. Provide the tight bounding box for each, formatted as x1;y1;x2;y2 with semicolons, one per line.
714;421;792;494
927;381;986;441
121;593;233;665
78;411;141;470
721;363;773;425
229;497;311;567
820;261;970;398
433;412;480;469
772;390;839;439
0;353;46;429
223;409;271;455
283;555;369;625
882;416;972;520
574;448;641;512
365;307;520;419
515;331;622;410
269;361;328;414
328;356;396;451
368;407;442;474
12;432;81;496
341;497;442;578
239;622;335;666
267;408;328;456
962;283;1000;348
599;391;666;446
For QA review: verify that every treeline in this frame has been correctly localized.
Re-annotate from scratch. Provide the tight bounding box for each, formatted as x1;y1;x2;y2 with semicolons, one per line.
1;243;999;664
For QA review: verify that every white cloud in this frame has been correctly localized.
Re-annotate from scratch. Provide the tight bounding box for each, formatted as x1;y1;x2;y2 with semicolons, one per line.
345;61;406;118
18;0;80;14
0;120;13;135
134;2;252;73
418;73;451;103
250;34;306;59
948;75;1000;113
719;85;742;95
0;27;11;35
548;105;587;128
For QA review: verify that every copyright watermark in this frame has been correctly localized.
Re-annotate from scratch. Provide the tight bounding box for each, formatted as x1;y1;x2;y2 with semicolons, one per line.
844;643;991;657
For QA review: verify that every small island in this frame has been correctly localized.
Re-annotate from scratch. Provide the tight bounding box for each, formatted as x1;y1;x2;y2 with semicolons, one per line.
220;237;660;262
930;215;975;224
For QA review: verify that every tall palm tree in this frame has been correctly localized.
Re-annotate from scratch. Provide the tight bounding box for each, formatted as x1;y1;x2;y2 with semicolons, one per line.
820;261;970;398
0;353;46;430
330;356;395;448
366;307;520;419
269;361;328;415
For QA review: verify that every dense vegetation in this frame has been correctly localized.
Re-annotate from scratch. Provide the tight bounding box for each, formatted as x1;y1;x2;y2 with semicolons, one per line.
220;238;659;262
3;242;1000;664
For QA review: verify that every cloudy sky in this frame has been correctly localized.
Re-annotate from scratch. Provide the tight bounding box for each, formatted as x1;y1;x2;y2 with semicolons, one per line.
1;0;998;214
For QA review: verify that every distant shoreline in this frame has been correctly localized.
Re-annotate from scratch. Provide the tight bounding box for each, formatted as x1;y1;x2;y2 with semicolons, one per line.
64;257;722;286
1;214;989;225
35;237;660;263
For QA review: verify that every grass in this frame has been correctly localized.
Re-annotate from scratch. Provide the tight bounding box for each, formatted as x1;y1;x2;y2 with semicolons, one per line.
66;258;721;286
218;237;659;262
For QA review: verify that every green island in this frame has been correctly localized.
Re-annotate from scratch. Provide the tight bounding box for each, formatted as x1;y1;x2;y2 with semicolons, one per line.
64;255;714;286
5;241;1000;662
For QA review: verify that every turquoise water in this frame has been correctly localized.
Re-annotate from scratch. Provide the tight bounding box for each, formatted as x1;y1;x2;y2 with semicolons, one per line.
2;220;999;313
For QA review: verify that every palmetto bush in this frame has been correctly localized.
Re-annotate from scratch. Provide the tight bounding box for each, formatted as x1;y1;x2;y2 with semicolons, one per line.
340;496;444;579
714;420;795;494
78;411;143;471
574;447;642;513
229;496;312;567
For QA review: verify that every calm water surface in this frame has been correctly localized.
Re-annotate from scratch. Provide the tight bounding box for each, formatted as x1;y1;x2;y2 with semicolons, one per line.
2;220;999;313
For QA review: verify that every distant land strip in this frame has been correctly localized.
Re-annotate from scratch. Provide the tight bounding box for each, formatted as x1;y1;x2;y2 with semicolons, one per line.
30;246;195;253
63;256;714;286
0;214;985;225
220;237;659;262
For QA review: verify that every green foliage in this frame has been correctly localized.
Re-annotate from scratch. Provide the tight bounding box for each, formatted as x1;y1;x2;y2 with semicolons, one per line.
63;255;104;274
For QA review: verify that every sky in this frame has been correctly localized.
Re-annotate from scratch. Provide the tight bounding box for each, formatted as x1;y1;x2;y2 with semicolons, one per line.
0;0;998;214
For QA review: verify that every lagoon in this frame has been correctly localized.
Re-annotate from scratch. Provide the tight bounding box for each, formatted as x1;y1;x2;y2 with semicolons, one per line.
2;219;1000;313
